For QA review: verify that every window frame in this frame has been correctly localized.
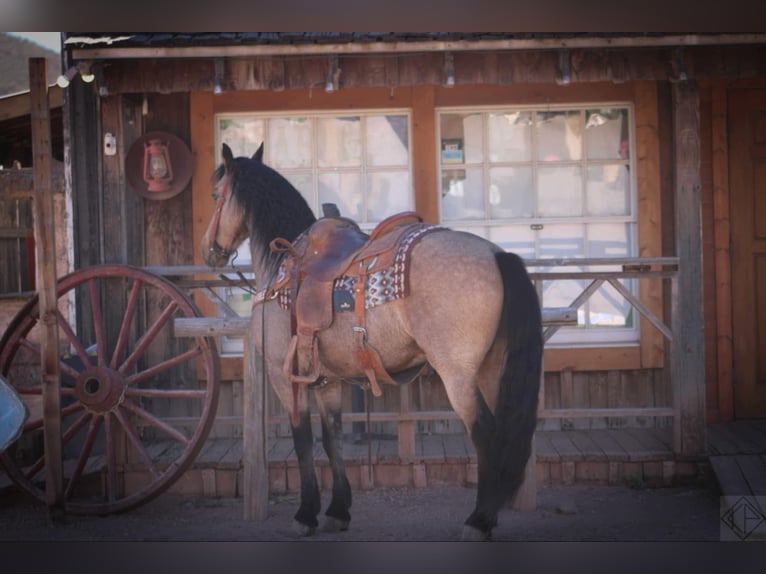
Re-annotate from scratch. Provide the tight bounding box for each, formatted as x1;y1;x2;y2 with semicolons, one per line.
213;108;415;356
435;102;640;348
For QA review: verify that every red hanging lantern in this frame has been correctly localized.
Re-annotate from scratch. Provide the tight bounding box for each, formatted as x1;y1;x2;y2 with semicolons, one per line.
142;139;174;192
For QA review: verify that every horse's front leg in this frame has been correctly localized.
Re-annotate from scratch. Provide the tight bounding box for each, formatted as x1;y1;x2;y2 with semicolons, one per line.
290;385;322;536
314;380;352;532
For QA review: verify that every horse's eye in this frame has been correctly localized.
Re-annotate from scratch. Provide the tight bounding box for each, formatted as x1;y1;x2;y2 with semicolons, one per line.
211;192;218;201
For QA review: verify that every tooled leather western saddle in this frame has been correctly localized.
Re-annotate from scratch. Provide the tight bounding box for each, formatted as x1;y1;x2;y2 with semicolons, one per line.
264;211;436;404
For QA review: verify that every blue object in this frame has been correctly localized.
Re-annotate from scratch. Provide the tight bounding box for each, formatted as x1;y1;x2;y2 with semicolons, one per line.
0;375;26;452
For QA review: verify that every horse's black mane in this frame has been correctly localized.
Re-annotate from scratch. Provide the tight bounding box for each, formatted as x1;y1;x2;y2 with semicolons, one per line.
214;155;317;278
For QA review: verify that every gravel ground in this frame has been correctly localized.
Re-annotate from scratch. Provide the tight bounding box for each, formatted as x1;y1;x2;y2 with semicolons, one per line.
0;481;723;542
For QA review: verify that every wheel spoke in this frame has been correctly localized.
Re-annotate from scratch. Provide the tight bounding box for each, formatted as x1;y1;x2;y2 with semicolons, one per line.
120;399;191;445
56;310;93;369
64;414;103;500
110;277;143;370
118;301;179;375
87;278;107;366
113;406;161;479
61;410;92;445
23;453;45;483
125;387;207;399
23;400;83;432
124;346;202;387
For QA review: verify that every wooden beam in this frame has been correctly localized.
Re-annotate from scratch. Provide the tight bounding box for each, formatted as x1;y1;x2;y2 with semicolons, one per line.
242;332;268;521
0;163;65;198
70;34;766;61
671;80;707;456
29;58;64;516
711;83;734;422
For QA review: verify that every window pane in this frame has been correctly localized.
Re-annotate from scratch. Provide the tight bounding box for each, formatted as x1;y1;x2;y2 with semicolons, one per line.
318;116;360;167
269;117;312;168
585;108;629;160
587;223;632;258
537;110;582;161
440;113;482;164
489;225;535;257
589;281;633;327
366;171;411;222
441;168;484;220
538;223;585;259
586;165;630;216
283;173;316;215
367;115;409;166
489;166;534;219
538;166;582;217
218;118;265;158
488;112;532;162
319;172;362;221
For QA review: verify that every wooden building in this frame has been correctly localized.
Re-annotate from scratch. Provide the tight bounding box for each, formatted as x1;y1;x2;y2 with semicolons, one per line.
4;33;766;502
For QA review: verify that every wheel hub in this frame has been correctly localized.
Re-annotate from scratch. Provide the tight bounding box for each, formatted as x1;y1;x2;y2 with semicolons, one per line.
75;366;126;413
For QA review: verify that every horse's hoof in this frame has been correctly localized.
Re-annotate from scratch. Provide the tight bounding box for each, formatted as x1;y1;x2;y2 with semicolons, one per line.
461;525;491;541
321;516;350;533
291;519;317;537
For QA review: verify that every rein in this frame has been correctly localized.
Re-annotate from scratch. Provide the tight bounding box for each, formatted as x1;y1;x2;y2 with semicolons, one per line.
208;173;235;259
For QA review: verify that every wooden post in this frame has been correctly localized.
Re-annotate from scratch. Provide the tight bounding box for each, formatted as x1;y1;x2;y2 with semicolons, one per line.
242;328;269;521
398;385;415;460
671;80;706;456
29;58;64;517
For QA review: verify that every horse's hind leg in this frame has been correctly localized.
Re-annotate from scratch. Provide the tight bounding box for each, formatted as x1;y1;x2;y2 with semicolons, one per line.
314;380;352;532
289;385;322;536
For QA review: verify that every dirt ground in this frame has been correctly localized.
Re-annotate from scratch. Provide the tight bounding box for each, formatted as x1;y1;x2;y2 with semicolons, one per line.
0;479;723;542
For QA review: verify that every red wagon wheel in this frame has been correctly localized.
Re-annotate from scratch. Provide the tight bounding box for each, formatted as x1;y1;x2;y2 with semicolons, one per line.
0;264;220;515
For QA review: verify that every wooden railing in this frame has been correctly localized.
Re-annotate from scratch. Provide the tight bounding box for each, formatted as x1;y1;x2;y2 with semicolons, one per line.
164;256;679;445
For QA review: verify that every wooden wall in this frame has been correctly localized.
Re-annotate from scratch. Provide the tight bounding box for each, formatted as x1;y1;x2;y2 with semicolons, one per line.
64;44;766;431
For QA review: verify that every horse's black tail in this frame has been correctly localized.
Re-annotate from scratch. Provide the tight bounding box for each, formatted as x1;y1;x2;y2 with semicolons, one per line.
467;252;542;534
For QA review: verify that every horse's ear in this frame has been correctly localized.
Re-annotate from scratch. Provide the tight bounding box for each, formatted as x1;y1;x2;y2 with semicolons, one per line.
222;143;235;172
252;142;264;163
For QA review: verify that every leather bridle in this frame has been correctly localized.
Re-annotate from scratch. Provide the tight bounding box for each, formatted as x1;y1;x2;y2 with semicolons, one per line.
208;172;235;259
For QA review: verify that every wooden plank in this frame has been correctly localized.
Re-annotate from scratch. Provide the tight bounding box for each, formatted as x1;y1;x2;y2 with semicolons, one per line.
418;433;444;461
588;429;630;461
442;433;469;462
559;369;574;430
539;407;674;419
174;316;250;337
196;438;236;467
219;438;243;468
267;437;294;463
712;423;763;455
548;432;582;462
710;455;752;496
624;427;673;457
589;372;608;430
29;58;64;515
610;429;663;461
711;82;734;422
707;424;747;455
671;80;707;457
736;455;766;497
0;163;65;198
567;430;608;461
534;431;560;462
730;421;766;451
634;81;665;368
242;335;268;521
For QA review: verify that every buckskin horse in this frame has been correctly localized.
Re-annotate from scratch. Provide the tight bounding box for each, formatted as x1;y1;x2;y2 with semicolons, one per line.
199;143;543;541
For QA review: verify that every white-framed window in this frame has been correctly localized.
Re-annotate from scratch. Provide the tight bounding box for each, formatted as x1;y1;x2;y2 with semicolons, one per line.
437;104;638;347
215;110;413;354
